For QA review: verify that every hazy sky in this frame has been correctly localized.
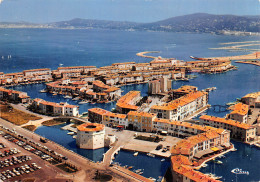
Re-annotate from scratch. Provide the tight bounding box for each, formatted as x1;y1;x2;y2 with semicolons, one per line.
0;0;259;23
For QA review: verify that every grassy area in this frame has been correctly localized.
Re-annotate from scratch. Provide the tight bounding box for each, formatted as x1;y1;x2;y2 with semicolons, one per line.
42;119;65;126
0;104;42;126
22;125;37;132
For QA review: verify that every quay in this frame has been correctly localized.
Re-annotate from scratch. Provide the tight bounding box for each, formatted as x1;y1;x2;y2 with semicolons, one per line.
0;117;154;182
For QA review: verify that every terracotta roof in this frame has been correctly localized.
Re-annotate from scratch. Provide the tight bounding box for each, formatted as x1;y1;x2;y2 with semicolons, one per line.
92;80;110;89
127;111;156;118
88;108;126;119
242;91;260;99
151;91;207;111
57;66;96;70
116;91;140;110
104;86;120;93
77;123;105;132
23;68;50;72
229;102;249;116
200;115;253;130
171;131;220;155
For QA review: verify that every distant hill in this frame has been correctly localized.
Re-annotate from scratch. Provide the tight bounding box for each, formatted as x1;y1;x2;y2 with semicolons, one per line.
135;13;260;33
0;13;259;34
49;18;139;30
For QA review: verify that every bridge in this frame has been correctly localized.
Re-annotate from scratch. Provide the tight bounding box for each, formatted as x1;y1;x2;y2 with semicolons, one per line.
210;105;229;112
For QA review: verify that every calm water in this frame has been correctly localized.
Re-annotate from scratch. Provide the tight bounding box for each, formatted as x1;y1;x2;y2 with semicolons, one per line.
114;150;171;180
1;29;260;181
199;140;260;182
34;123;108;162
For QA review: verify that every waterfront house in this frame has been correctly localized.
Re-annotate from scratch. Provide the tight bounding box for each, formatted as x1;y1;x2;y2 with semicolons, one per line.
241;91;260;108
151;91;208;121
200;115;256;142
32;98;79;117
227;102;249;123
116;91;141;114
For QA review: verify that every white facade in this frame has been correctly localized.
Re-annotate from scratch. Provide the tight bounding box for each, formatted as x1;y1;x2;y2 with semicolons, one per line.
76;123;105;150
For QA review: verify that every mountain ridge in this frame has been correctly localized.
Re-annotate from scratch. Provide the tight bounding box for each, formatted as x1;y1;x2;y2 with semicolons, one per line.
0;13;259;34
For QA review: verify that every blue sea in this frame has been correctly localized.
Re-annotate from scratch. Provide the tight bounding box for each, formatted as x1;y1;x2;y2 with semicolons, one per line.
1;28;260;181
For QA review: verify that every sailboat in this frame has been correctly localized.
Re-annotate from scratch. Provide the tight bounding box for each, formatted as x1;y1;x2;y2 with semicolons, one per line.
1;56;4;60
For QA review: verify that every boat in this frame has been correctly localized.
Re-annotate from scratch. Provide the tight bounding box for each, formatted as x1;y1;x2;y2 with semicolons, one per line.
216;160;223;164
53;93;57;96
1;56;4;60
127;166;133;169
217;154;225;158
133;152;138;156
215;176;222;180
39;89;47;93
147;153;155;157
201;163;208;167
231;148;237;151
161;159;165;162
148;177;156;181
72;97;80;101
78;100;89;104
72;135;77;139
64;95;72;99
67;132;75;135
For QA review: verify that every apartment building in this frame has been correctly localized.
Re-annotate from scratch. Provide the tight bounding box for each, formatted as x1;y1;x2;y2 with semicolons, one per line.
116;91;141;114
227;102;249;123
200;115;256;142
32;98;79;117
151;91;208;121
0;87;30;103
241;91;260;108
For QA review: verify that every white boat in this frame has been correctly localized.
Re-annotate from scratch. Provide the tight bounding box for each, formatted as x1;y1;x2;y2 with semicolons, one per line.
67;132;75;135
78;100;89;104
201;163;208;167
147;153;155;157
133;152;138;156
161;159;165;162
148;177;156;181
1;56;4;60
231;148;237;151
72;97;80;101
39;89;47;93
64;95;72;99
72;135;77;139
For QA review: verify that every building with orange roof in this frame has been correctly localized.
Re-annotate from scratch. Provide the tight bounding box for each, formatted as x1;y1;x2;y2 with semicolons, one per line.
227;102;249;123
127;111;157;132
0;87;30;103
88;108;127;127
169;85;198;100
111;62;136;69
32;98;79;117
151;91;208;121
148;77;172;95
200;115;256;142
76;123;105;149
116;91;141;114
241;91;260;108
170;130;229;182
22;68;52;82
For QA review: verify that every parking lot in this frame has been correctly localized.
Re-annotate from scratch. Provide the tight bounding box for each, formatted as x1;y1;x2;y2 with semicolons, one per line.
0;130;72;182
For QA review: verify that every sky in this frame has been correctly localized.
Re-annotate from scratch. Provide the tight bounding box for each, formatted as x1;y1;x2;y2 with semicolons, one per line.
0;0;259;23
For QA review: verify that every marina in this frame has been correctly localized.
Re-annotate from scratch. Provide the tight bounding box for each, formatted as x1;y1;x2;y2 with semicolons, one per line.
0;28;259;181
